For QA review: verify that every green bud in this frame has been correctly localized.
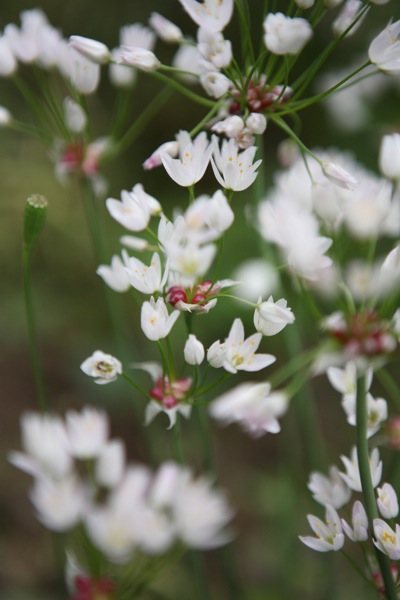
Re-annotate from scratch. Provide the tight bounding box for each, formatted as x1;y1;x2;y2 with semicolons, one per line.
23;194;48;251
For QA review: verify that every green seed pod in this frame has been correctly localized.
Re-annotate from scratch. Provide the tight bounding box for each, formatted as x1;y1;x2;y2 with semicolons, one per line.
23;194;48;251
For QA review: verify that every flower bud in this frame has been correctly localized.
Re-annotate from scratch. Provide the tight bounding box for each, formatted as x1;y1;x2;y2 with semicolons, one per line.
254;296;295;336
379;133;400;180
63;97;87;133
246;113;267;135
23;194;48;251
69;35;111;64
149;12;183;43
211;116;244;138
321;161;358;190
295;0;315;7
119;46;161;71
0;105;12;126
377;483;399;519
184;334;205;365
200;71;230;98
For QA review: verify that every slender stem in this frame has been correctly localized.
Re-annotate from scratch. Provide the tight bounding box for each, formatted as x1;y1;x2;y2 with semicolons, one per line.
356;374;398;600
375;369;400;413
340;550;376;588
150;71;215;107
122;372;151;399
22;247;47;412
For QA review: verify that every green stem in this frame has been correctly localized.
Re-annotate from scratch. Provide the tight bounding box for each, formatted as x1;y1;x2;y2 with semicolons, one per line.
22;247;47;411
122;372;151;399
340;549;376;588
356;374;398;600
375;369;400;413
150;71;215;107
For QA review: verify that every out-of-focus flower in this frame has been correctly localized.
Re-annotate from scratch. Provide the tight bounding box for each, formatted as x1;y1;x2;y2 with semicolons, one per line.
332;0;364;38
296;0;315;7
233;259;279;302
149;12;183;43
373;519;400;560
95;440;125;489
178;0;234;33
161;130;212;187
80;350;122;385
184;334;205;365
123;252;169;295
210;382;288;437
69;35;110;64
8;412;72;479
211;116;244;138
30;475;86;531
0;35;17;76
339;446;382;492
341;500;368;541
211;136;262;191
299;505;345;552
377;483;399;519
254;296;295;336
208;318;276;374
327;361;373;396
68;49;101;94
263;13;313;55
308;466;352;509
369;20;400;74
63;97;87;133
66;407;109;459
119;47;161;71
379;133;400;180
0;106;12;126
97;255;131;293
141;297;180;341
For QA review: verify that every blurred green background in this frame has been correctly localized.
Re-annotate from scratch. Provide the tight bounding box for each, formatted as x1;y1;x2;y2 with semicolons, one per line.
1;1;399;599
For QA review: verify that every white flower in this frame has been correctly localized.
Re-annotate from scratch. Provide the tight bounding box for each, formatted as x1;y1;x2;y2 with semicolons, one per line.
178;0;234;33
0;35;17;76
106;184;161;231
341;393;387;438
95;439;125;489
308;466;352;509
109;48;137;88
299;505;345;552
69;35;110;64
63;97;87;133
200;71;231;98
341;501;368;542
141;297;180;341
246;113;267;135
369;20;400;74
208;318;276;374
321;161;358;190
263;13;313;55
80;350;122;384
161;131;212;187
211;116;244;138
332;0;364;38
211;136;262;191
379;133;400;180
123;252;168;295
119;46;161;71
377;483;399;519
210;382;288;437
373;519;400;560
97;255;131;293
66;407;109;459
296;0;315;7
184;334;205;365
9;412;72;479
339;446;382;492
145;400;192;429
0;106;12;126
172;471;233;548
68;48;101;94
197;27;232;69
85;505;136;563
233;259;279;302
30;475;86;532
254;296;295;336
326;361;373;396
143;141;179;170
120;23;156;50
149;12;183;43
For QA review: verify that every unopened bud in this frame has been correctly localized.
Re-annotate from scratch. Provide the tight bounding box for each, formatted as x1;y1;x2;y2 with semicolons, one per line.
69;35;111;64
23;194;48;251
